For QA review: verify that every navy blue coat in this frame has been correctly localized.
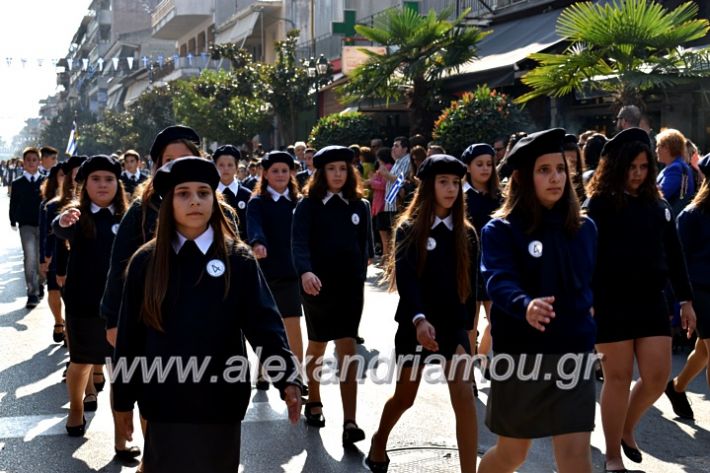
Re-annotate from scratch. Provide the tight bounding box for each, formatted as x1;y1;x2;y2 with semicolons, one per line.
246;194;299;281
677;205;710;289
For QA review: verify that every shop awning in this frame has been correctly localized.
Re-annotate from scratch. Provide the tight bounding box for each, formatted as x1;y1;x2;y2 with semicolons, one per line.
216;11;260;46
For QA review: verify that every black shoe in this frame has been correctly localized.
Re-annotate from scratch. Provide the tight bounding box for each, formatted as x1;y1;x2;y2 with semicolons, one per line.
26;295;39;309
66;416;87;437
664;380;694;420
83;394;98;412
53;324;65;343
114;446;142;461
93;372;105;392
38;286;45;299
342;420;366;446
364;453;390;472
304;401;325;427
355;336;365;344
621;439;642;463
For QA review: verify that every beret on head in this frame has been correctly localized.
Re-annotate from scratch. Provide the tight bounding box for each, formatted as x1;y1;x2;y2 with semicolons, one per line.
149;125;200;165
261;151;296;170
312;145;355;169
601;127;651;157
505;128;566;170
65;155;88;172
212;144;241;162
698;153;710;176
75;155;121;182
460;144;495;164
152;157;220;198
563;134;579;150
417;154;467;179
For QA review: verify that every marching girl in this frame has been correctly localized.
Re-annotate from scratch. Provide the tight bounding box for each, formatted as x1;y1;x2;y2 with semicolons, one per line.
112;157;302;473
214;144;251;240
247;151;304;370
459;144;503;374
666;153;710;421
53;156;127;437
39;163;66;343
479;129;598;473
292;146;374;445
366;155;478;473
584;127;696;472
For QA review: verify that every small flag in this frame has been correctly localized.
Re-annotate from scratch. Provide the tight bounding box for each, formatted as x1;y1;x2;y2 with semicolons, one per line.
127;57;134;70
385;173;405;205
67;59;73;70
82;58;89;71
187;53;193;66
112;57;119;70
97;58;104;71
66;121;78;156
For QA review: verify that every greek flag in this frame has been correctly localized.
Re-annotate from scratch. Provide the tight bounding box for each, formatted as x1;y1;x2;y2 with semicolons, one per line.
65;121;78;156
385;172;405;205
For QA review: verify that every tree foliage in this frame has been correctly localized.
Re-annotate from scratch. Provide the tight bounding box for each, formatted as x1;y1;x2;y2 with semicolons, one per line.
308;112;378;149
433;85;531;158
38;104;96;156
338;7;488;137
516;0;710;106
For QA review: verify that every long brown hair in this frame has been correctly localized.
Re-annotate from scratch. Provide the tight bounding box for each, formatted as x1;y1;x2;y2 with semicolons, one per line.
384;177;474;303
139;187;240;332
586;141;661;208
53;168;80;209
495;152;582;235
305;162;364;201
60;176;128;239
41;167;64;201
254;170;302;199
690;178;710;213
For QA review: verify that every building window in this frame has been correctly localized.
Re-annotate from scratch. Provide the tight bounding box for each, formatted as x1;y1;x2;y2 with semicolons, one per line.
188;37;196;55
180;44;187;58
198;31;206;53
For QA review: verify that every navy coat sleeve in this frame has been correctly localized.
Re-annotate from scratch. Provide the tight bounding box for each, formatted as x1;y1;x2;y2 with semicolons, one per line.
246;197;268;247
39;203;48;262
51;212;78;242
481;219;532;321
661;201;693;301
363;199;375;259
291;198;314;276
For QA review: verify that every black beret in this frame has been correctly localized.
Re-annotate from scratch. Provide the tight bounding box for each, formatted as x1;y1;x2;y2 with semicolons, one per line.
75;155;121;182
152;157;220;198
698;153;710;176
261;151;296;170
417;154;467;179
460;144;495;164
65;155;88;172
563;134;578;148
149;125;200;165
312;145;355;169
213;145;241;162
601;127;651;157
505;128;566;170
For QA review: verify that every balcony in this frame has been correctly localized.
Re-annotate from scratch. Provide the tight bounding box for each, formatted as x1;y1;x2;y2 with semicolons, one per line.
150;55;217;85
152;0;213;40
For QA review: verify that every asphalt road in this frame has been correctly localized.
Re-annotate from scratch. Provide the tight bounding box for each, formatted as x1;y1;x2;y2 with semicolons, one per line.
0;189;708;473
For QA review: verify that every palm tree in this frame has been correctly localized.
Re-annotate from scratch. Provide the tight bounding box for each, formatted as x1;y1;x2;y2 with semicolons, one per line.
339;6;488;137
516;0;710;107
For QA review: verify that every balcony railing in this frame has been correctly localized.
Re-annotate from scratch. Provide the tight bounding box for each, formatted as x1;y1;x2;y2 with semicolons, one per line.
151;0;213;40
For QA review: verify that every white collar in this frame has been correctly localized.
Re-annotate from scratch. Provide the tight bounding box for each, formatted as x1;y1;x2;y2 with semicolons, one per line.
267;185;291;201
23;170;40;181
172;225;214;255
123;170;141;180
462;181;473;193
307;168;314;176
322;191;348;205
217;180;239;195
431;214;454;231
90;203;115;214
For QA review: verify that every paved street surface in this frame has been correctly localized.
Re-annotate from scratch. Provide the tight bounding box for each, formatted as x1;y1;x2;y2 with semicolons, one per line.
0;190;708;473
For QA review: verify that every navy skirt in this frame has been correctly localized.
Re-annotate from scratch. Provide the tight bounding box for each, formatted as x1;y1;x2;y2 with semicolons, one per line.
301;276;364;342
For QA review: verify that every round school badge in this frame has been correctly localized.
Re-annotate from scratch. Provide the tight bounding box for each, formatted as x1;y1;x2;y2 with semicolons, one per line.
206;259;226;277
238;201;246;210
528;240;543;258
665;208;672;222
351;213;360;225
427;237;437;251
111;224;120;235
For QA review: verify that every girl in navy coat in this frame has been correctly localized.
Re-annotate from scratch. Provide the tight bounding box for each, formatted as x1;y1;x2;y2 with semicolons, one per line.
112;157;302;473
292;145;373;445
54;156;127;437
366;155;478;473
479;129;598;473
585;127;696;472
247;151;304;366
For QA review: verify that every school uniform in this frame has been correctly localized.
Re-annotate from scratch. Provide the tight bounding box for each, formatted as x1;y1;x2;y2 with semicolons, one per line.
9;171;45;300
296;169;313;190
247;187;301;317
120;170;147;196
584;194;693;343
677;205;710;339
292;193;374;342
218;179;251;240
40;199;61;291
463;182;501;301
242;174;258;191
52;203;120;363
394;216;478;361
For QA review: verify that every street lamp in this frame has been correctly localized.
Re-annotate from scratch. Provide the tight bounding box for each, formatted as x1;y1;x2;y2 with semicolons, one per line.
316;54;328;75
303;54;332;123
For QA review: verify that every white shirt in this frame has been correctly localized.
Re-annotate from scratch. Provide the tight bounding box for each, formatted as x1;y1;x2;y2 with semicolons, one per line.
267;186;291;202
462;181;473;193
217;180;239;195
90;203;115;214
172;225;214;255
123;170;141;181
431;214;454;231
23;171;40;182
322;191;349;205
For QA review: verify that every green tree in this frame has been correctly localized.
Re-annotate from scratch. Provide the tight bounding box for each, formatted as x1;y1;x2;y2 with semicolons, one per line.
308;112;378;149
127;84;176;153
433;85;531;158
338;6;488;138
39;103;96;156
516;0;710;106
78;110;136;155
